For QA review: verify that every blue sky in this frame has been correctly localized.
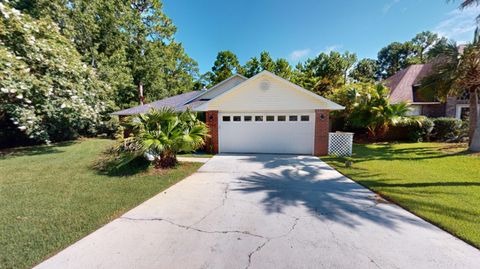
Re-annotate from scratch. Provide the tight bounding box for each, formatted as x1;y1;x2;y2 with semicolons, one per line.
163;0;480;73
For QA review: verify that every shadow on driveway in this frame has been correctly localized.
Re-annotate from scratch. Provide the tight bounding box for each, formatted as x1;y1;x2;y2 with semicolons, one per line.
232;154;431;230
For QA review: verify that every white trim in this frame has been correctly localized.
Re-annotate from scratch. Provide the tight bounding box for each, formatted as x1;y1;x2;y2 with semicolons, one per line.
456;104;469;119
194;71;344;111
183;74;247;105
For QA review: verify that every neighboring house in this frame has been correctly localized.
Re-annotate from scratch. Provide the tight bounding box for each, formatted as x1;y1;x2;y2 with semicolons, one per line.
113;71;344;155
384;63;471;120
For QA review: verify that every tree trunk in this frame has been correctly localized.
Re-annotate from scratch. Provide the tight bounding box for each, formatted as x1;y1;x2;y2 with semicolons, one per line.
138;82;145;105
468;88;478;145
469;88;480;152
154;150;178;169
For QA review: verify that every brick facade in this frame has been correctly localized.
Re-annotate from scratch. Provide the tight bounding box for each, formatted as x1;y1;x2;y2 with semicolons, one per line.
205;110;219;154
314;109;330;156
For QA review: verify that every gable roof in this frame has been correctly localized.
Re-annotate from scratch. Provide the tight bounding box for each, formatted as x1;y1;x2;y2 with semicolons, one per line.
112;71;343;116
194;70;344;111
384;63;436;104
111;91;202;116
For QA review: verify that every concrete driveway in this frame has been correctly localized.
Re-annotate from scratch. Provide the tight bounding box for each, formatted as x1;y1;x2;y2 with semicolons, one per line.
36;155;480;269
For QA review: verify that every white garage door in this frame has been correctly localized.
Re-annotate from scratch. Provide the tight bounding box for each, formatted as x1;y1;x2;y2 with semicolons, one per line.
218;112;315;154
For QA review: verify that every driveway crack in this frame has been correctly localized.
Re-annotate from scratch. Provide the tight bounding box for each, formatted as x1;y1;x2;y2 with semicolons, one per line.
245;217;299;269
120;216;265;239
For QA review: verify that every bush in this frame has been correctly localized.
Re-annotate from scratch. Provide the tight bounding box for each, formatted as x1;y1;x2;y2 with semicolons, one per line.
430;117;463;141
386;116;434;142
0;4;113;145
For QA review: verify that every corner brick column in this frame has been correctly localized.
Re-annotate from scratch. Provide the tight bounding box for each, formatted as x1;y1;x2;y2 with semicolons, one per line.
314;109;330;156
205;110;219;154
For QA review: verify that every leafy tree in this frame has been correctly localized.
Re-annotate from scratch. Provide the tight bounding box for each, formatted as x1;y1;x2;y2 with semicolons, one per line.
242;51;293;79
350;58;379;82
291;62;319;91
377;32;444;78
243;57;261;78
209;51;243;85
421;41;480;151
118;108;208;168
331;83;410;138
12;0;199;108
274;58;293;80
377;42;417;78
0;3;112;144
295;51;357;94
411;31;446;63
259;51;275;72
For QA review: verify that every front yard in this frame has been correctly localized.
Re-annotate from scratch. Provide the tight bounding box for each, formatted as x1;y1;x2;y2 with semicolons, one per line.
324;143;480;248
0;139;202;269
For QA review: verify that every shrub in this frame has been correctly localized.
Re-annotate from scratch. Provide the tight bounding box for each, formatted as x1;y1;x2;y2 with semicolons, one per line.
331;83;410;139
0;4;113;145
118;108;209;169
387;116;434;142
430;117;463;141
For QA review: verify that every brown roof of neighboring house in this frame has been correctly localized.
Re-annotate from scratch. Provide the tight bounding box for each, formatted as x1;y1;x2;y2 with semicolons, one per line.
384;63;435;104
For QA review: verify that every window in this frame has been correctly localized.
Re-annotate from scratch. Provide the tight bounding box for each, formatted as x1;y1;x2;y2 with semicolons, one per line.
244;115;252;121
266;115;275;121
255;116;263;121
222;116;231;122
301;115;310;121
289;115;298;121
277;115;286;121
233;116;241;122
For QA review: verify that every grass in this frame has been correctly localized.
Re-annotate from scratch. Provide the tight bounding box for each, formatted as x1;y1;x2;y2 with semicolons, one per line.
178;152;214;158
323;142;480;248
0;139;202;269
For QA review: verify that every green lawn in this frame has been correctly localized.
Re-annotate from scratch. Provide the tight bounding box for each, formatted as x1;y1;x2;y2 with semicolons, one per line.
323;143;480;248
0;139;202;269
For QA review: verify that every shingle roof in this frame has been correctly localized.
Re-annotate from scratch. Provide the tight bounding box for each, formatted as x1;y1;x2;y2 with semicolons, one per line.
384;63;434;104
111;91;202;115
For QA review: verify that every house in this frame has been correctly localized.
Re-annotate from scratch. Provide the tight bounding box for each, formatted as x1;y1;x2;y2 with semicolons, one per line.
113;71;344;155
384;63;470;120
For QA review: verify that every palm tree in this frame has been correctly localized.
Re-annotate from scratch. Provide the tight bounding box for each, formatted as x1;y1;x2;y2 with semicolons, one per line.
421;40;480;151
120;108;209;168
346;84;410;138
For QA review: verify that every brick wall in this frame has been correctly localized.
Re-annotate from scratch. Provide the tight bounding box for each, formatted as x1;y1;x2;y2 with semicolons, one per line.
314;109;330;156
205;110;219;154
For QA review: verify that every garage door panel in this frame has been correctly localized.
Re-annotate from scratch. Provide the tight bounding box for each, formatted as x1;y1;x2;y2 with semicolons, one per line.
218;113;314;154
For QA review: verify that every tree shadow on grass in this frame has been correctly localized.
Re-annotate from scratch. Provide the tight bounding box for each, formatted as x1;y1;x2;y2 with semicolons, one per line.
333;143;475;164
0;141;77;159
92;155;151;177
231;155;433;230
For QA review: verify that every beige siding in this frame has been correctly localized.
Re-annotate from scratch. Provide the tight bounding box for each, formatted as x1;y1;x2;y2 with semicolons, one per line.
207;74;330;112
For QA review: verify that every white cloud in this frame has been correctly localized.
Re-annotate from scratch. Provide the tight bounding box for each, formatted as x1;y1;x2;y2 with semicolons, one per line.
383;0;400;14
434;6;480;42
289;49;311;61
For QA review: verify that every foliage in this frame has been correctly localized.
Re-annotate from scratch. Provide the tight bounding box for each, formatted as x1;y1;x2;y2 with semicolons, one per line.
207;50;243;85
331;83;410;138
0;3;113;144
117;108;209;168
293;51;357;94
421;40;480;150
11;0;199;109
431;117;463;141
241;51;293;80
350;58;379;83
377;31;445;78
388;116;434;142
